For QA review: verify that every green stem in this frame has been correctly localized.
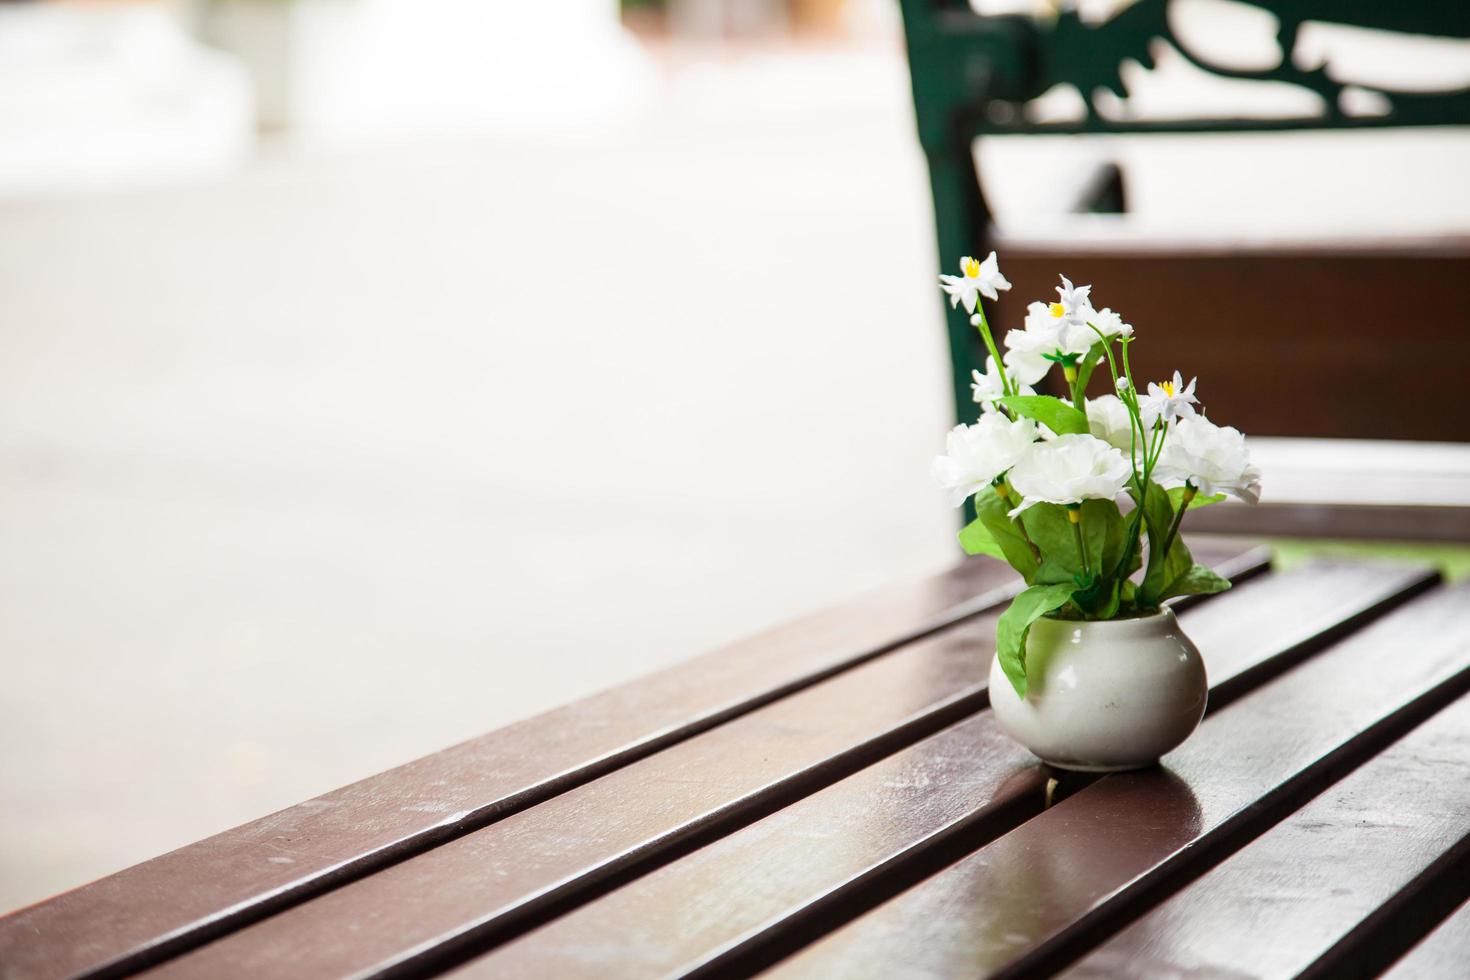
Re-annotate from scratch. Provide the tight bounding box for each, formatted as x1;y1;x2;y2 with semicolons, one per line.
972;302;1012;399
1145;417;1169;474
1064;363;1082;412
1068;505;1089;577
1118;339;1149;459
1088;325;1122;388
1088;326;1149;569
1088;325;1148;481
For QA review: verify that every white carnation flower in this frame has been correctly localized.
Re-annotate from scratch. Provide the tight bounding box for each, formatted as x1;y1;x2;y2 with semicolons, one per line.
1155;416;1263;505
1085;395;1136;453
1139;371;1199;429
1005;433;1132;516
970;356;1036;412
930;414;1039;507
938;252;1011;313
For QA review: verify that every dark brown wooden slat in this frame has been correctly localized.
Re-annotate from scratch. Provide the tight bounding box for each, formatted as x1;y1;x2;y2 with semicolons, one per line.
0;541;1261;980
1383;897;1470;979
1061;693;1470;979
1185;501;1470;543
0;556;1036;980
444;563;1438;980
766;578;1470;980
119;546;1267;980
128;613;1004;980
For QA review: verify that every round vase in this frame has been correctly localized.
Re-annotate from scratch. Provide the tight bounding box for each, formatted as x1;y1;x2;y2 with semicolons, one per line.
987;607;1207;772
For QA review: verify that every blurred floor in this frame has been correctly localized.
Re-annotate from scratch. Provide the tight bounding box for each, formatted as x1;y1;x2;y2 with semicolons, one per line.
0;42;956;913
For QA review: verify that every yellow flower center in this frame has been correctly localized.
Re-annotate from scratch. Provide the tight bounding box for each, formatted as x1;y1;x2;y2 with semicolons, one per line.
1159;380;1176;397
960;256;981;279
1049;302;1066;318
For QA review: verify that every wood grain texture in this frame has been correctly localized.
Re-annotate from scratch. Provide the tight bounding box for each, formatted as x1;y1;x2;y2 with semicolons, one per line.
0;556;1030;980
129;612;1007;980
117;547;1267;980
0;540;1262;980
1062;693;1470;979
445;564;1438;980
1185;501;1470;543
1383;897;1470;979
768;578;1470;980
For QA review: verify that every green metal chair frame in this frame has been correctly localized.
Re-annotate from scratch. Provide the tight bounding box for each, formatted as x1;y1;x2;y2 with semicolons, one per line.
897;0;1470;429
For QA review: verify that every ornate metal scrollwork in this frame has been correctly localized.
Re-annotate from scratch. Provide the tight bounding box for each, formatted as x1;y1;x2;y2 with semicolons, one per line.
1004;0;1470;133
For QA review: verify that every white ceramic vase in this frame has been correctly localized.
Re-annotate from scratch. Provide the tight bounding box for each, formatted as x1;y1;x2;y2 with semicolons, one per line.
988;608;1207;772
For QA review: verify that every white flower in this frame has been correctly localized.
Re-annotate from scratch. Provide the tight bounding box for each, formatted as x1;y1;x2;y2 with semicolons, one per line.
1085;307;1133;342
930;414;1038;507
1006;433;1132;515
938;252;1011;313
1003;326;1060;386
1085;395;1136;454
970;356;1036;412
1115;375;1131;395
1003;302;1094;385
1022;300;1065;336
1138;371;1199;428
1155;416;1263;504
1052;275;1093;326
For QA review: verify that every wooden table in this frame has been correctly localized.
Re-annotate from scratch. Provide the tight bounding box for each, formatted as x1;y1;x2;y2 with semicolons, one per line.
4;538;1470;979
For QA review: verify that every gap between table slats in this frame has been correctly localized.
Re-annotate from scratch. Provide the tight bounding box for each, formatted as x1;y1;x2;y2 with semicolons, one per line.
0;551;1042;980
763;577;1470;980
133;561;1427;980
440;562;1439;980
108;546;1272;980
1062;692;1470;979
1381;894;1470;979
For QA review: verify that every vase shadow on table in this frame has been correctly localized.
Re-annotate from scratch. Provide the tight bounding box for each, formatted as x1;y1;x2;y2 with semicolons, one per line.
953;765;1205;972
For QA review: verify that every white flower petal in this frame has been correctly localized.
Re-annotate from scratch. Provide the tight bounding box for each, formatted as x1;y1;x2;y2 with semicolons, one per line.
930;415;1040;506
1086;395;1136;453
1155;416;1262;505
1006;433;1131;508
976;251;1012;301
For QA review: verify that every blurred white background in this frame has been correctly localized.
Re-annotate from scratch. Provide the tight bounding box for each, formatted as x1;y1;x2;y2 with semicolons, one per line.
1;0;1467;914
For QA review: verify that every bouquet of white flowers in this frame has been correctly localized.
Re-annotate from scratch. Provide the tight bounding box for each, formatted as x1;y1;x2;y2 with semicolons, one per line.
931;253;1262;699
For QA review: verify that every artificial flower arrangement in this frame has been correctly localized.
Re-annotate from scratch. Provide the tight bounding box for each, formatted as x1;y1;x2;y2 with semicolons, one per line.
931;253;1262;701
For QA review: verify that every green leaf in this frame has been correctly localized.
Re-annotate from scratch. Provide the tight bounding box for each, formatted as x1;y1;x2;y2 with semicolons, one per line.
996;582;1079;699
996;395;1089;436
1016;500;1128;614
1020;504;1080;585
1167;486;1226;511
1082;498;1128;576
958;516;1006;560
1072;341;1108;405
975;487;1039;582
1162;563;1233;599
1136;480;1194;609
1067;498;1128;616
